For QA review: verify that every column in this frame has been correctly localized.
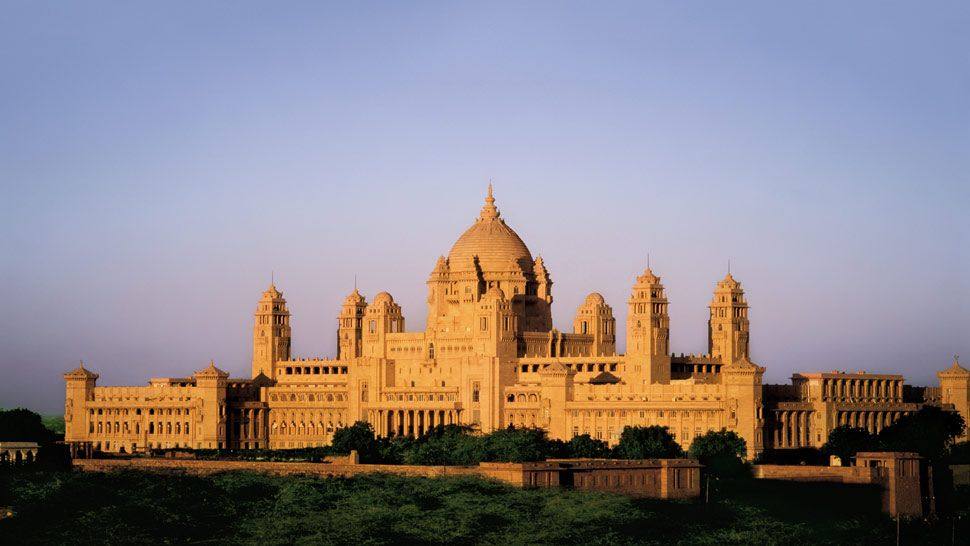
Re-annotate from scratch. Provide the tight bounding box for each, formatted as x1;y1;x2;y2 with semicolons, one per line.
781;411;789;447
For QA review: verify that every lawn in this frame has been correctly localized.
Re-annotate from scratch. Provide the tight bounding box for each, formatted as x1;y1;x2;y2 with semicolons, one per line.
0;469;964;545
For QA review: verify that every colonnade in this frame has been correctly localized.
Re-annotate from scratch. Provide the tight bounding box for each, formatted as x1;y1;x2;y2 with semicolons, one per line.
836;410;906;435
369;409;461;437
0;443;39;464
822;378;903;401
773;410;813;448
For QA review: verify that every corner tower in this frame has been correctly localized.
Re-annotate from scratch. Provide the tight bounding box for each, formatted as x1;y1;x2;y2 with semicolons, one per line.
938;356;970;442
708;272;749;365
252;283;291;379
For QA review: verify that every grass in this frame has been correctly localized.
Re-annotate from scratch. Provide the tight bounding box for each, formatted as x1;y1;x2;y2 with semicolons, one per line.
0;469;965;545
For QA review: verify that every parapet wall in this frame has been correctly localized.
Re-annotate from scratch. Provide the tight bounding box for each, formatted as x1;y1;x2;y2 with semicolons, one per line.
74;458;479;478
73;456;701;499
753;464;877;484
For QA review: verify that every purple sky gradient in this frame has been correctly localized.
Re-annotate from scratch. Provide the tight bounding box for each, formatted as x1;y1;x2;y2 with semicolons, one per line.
1;2;967;413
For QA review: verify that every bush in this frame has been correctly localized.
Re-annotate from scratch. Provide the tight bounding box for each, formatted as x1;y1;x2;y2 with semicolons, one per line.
613;426;683;459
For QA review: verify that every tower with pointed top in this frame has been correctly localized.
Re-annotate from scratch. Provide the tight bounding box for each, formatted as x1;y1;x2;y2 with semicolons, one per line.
338;289;367;360
252;283;291;379
708;273;749;365
626;268;671;383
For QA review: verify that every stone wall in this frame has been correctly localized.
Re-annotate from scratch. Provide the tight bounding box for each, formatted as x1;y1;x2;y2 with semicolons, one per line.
73;457;701;499
753;464;877;484
74;458;479;479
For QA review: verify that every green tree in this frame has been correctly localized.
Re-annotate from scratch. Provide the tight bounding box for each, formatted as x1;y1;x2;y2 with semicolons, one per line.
402;425;485;465
565;434;611;459
688;429;748;478
0;408;56;444
613;426;683;459
820;425;879;463
330;421;380;462
482;426;551;462
878;406;966;462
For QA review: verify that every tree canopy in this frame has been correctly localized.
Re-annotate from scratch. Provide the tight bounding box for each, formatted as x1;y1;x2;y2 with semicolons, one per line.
821;425;879;463
877;406;966;462
613;426;683;459
688;429;748;478
0;408;57;444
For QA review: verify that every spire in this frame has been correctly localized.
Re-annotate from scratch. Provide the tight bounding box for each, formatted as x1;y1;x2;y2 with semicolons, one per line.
479;182;500;220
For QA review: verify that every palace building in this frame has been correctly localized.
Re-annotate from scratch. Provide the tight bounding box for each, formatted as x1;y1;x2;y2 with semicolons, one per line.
63;187;970;458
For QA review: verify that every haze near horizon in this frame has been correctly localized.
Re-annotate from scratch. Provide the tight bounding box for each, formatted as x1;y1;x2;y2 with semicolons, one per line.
1;2;967;413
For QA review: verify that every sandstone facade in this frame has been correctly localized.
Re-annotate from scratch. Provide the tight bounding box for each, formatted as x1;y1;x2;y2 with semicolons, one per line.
63;187;970;458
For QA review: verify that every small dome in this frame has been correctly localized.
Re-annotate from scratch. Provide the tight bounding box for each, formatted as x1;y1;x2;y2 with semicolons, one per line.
373;291;394;305
584;292;605;306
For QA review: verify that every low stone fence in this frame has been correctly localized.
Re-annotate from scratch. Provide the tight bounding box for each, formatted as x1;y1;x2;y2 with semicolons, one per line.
74;456;702;499
74;458;479;479
753;464;877;484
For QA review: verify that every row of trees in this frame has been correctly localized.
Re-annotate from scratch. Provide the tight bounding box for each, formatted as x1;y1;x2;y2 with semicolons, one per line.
821;406;967;465
328;422;748;477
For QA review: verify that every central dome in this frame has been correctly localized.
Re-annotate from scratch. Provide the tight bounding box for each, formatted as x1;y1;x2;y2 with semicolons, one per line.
448;185;533;272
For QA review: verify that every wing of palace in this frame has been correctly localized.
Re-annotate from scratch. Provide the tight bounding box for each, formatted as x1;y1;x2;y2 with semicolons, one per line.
63;187;970;458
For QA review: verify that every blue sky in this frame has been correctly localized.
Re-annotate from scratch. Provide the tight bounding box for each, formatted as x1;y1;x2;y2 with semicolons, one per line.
1;2;967;413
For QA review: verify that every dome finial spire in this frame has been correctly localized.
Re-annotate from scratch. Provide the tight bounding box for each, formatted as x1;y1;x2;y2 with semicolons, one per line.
479;181;500;220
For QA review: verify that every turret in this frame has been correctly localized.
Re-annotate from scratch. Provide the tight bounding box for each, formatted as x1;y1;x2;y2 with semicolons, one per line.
338;289;367;360
252;283;291;379
721;355;765;459
574;293;616;356
63;361;98;444
938;355;970;442
363;291;404;358
192;361;229;449
708;272;749;365
626;268;670;383
476;286;517;358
